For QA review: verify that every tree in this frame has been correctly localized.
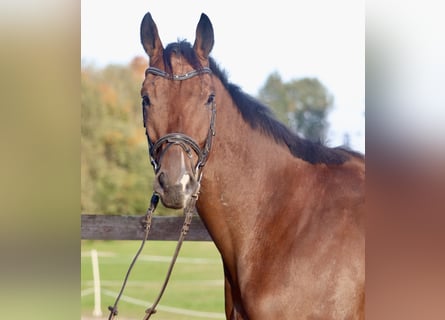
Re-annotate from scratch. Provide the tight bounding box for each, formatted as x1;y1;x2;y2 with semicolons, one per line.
258;72;333;142
81;60;177;216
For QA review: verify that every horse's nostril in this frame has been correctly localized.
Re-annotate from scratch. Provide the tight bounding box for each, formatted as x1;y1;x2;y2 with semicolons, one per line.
158;172;167;189
186;180;195;193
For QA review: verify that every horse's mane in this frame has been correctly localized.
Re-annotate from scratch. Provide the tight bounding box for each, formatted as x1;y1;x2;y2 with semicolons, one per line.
163;41;363;165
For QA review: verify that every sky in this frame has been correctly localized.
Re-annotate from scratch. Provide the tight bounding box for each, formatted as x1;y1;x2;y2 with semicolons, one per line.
81;0;364;153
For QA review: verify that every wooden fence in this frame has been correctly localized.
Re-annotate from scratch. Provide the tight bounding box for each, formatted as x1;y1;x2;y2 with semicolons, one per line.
81;214;212;241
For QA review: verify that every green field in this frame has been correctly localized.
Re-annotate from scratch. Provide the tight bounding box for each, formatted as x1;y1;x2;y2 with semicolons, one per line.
81;240;225;319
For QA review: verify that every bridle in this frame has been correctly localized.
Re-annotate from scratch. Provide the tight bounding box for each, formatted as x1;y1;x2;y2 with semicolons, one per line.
144;66;216;181
108;66;216;320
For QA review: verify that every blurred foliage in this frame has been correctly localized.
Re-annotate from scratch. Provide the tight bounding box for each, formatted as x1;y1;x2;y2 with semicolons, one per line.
258;72;333;142
81;56;175;216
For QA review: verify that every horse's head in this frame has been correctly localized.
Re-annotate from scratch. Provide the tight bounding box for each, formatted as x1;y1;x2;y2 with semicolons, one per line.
140;12;216;209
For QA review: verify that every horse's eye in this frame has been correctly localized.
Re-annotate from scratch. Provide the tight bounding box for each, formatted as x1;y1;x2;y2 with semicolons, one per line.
142;95;151;107
206;94;215;105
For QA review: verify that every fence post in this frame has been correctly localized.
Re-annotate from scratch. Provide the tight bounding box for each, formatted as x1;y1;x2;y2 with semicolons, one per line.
91;249;103;317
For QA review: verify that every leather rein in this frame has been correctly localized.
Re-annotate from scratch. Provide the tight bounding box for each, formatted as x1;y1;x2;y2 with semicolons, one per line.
107;66;215;320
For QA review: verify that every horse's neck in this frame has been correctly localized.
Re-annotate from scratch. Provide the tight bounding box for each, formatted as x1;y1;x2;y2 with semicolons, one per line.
196;92;304;277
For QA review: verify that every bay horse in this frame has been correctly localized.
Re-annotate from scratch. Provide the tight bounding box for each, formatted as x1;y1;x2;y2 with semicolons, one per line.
140;12;365;320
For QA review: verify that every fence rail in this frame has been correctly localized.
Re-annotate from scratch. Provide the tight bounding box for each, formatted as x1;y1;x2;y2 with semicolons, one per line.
81;214;212;241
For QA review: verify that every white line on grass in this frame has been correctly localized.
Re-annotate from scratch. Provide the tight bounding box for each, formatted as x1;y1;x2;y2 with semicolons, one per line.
81;252;221;264
101;289;225;319
83;280;224;287
81;287;95;297
138;255;221;264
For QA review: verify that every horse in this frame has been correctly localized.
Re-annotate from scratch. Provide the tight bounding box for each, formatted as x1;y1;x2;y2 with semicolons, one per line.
139;12;365;320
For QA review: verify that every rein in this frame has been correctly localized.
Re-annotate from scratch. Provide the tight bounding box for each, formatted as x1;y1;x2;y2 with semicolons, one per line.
107;66;215;320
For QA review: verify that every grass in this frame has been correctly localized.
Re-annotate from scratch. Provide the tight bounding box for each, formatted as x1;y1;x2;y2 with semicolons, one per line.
81;240;225;320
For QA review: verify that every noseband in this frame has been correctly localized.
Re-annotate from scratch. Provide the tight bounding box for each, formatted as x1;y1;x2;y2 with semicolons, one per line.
144;66;216;180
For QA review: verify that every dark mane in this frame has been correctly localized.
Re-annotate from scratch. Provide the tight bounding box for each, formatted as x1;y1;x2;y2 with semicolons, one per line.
163;41;203;74
163;41;363;165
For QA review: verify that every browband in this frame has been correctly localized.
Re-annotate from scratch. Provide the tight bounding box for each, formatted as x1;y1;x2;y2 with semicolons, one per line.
145;67;212;80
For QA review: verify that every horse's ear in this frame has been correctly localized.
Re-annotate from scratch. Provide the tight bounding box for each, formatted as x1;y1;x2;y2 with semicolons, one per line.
140;12;164;59
193;13;214;59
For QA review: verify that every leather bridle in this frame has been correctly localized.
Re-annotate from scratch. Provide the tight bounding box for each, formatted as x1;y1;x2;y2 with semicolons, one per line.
144;66;216;180
108;66;216;320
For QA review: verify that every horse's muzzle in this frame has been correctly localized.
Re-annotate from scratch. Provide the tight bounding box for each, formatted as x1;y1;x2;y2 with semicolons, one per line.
154;171;198;209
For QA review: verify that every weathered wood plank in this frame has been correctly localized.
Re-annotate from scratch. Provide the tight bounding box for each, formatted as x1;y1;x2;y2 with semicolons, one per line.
81;214;212;241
